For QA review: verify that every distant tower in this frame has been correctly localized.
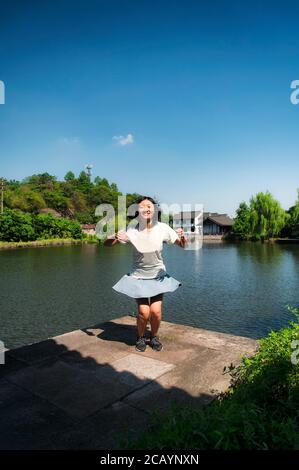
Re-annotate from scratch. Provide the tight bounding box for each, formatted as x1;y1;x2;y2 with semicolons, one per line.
85;164;93;179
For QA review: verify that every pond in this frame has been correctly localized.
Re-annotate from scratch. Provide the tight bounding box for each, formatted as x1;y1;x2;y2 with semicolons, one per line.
0;241;298;348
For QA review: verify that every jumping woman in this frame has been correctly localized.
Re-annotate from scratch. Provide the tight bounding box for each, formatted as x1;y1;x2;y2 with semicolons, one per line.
104;196;186;352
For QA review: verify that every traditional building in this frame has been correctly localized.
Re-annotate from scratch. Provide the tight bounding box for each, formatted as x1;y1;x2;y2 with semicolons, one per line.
202;213;234;235
172;211;202;234
81;224;96;235
172;211;234;236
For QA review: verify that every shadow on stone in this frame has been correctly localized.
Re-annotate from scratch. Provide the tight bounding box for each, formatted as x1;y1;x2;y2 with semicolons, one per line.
0;316;256;450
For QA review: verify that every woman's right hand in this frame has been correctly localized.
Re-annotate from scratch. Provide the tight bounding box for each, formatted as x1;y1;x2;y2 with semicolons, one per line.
115;230;129;243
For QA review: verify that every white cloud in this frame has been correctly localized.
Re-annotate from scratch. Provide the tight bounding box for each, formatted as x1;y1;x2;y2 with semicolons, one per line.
112;133;134;146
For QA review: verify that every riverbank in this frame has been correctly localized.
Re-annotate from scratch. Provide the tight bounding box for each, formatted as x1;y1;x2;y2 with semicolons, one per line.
0;316;257;449
272;238;299;244
0;237;99;250
225;235;299;244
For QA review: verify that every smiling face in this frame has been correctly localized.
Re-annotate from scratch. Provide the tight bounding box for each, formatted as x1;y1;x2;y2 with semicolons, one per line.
138;199;155;221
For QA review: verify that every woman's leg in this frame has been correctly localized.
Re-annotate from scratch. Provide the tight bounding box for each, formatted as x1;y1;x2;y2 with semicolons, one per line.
149;293;163;337
136;297;151;337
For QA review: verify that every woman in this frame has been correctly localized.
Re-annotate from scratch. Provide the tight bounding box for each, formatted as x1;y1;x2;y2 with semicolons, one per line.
104;196;186;352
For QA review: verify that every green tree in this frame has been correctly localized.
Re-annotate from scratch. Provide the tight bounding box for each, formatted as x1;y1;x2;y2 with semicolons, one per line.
33;213;82;239
76;171;92;193
4;187;46;213
283;188;299;238
24;173;57;190
1;170;145;229
110;182;118;192
7;179;21;190
249;191;288;240
232;202;251;238
74;212;95;224
94;176;102;186
42;190;69;212
100;178;110;187
0;209;35;241
64;171;75;182
87;185;116;207
70;191;88;212
23;190;46;213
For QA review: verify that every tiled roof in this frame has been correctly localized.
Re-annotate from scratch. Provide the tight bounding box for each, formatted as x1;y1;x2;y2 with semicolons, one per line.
173;211;234;226
81;224;96;229
205;214;234;226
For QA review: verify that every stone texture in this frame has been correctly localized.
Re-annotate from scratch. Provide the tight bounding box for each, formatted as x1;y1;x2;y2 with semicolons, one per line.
60;340;129;371
7;359;134;419
1;315;258;449
49;401;150;450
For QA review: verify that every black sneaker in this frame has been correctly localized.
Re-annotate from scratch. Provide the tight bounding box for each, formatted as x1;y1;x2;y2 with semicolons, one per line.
150;335;163;351
135;336;147;352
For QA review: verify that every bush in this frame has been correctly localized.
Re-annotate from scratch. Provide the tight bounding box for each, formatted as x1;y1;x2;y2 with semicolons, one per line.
125;306;299;450
0;209;35;241
0;209;82;241
33;214;82;239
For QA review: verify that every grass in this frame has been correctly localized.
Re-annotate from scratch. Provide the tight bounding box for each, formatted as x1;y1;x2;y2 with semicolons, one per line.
0;237;99;249
123;305;299;450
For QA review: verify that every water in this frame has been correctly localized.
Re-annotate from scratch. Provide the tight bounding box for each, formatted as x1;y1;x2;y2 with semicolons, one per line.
0;242;298;348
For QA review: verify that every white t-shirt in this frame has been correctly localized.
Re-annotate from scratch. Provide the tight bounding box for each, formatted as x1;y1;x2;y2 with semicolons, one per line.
123;222;179;279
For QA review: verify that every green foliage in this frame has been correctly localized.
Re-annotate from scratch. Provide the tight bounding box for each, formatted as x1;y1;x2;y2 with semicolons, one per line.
70;191;88;213
64;171;75;182
87;185;117;207
1;171;141;228
232;202;251;238
23;172;57;189
4;186;46;213
124;306;299;450
33;214;82;239
233;191;291;240
1;173;297;241
0;209;35;241
76;171;93;194
74;211;95;224
282;189;299;238
0;209;82;241
249;191;288;240
23;190;47;213
42;190;69;212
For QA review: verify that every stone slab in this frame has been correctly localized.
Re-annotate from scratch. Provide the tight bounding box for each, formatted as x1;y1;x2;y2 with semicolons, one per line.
7;359;133;419
1;315;258;449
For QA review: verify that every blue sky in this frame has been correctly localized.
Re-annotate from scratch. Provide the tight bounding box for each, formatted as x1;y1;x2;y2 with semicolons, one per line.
0;0;299;217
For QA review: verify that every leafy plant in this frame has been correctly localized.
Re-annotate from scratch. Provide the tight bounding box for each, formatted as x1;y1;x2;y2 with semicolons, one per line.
124;306;299;450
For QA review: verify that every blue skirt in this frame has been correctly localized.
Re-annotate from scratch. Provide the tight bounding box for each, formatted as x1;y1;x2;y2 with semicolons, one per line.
112;273;182;299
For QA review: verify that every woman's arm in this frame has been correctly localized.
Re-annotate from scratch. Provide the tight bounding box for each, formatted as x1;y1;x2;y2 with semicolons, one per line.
103;230;129;247
103;236;119;247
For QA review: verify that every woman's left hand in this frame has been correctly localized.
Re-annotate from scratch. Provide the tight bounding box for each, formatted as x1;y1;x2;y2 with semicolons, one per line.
175;227;187;248
176;228;185;239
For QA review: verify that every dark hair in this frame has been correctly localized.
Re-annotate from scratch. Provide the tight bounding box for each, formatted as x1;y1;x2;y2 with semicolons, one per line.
130;195;161;222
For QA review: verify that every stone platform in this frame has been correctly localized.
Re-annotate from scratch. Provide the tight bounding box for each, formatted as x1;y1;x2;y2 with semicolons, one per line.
0;316;258;449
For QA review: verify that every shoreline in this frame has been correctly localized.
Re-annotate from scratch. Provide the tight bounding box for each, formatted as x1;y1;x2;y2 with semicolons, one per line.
272;238;299;244
0;237;298;250
0;238;99;250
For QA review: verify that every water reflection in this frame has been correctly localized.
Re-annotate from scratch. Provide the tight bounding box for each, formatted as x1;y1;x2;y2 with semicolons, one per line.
0;242;298;348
